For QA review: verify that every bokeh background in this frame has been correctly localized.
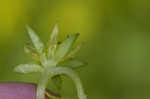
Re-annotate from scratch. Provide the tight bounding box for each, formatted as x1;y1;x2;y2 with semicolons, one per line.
0;0;150;99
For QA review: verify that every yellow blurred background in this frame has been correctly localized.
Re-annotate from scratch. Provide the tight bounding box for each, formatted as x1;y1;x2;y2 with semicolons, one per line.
0;0;150;99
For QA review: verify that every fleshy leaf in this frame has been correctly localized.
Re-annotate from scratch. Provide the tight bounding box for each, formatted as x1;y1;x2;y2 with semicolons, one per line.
59;59;87;69
48;23;59;57
14;64;43;74
53;33;79;63
50;23;59;44
26;26;44;54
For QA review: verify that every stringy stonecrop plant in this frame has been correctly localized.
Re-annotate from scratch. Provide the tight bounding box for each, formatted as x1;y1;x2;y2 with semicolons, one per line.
14;24;87;99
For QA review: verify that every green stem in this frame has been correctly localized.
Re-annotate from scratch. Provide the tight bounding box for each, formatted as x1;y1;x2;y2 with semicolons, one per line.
36;67;87;99
36;71;49;99
48;67;87;99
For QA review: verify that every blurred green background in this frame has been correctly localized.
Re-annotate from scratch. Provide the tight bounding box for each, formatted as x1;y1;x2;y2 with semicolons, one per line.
0;0;150;99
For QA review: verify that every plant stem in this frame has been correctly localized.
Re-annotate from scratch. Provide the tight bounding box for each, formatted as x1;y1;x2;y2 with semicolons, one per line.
36;67;87;99
48;67;87;99
36;71;49;99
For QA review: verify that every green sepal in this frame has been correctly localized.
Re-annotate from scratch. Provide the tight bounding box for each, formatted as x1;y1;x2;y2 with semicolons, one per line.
14;64;43;74
53;33;79;63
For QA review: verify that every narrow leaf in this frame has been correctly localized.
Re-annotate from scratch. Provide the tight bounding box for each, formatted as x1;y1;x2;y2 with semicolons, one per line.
14;64;43;74
60;59;87;69
50;23;59;44
53;33;79;63
48;23;59;57
26;26;44;54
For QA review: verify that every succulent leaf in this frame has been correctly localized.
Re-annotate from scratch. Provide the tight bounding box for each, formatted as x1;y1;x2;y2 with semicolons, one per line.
26;26;44;54
49;23;59;44
14;64;43;74
60;59;87;69
48;23;59;58
53;33;79;63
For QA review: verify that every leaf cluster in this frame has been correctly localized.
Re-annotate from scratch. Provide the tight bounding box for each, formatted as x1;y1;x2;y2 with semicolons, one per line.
14;24;87;98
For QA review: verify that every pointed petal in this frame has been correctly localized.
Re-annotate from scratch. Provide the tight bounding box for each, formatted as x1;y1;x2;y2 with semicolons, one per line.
53;33;79;63
26;26;44;54
14;64;43;74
